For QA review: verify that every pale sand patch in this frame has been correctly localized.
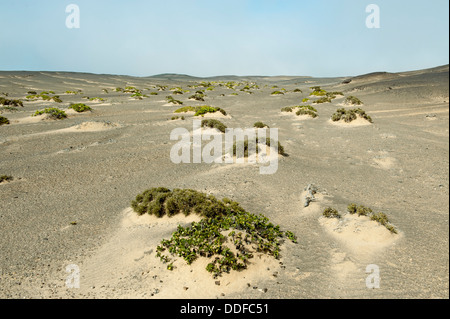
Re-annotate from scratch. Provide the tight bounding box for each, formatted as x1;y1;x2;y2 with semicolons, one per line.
372;156;397;170
60;121;121;133
328;117;372;127
195;112;231;119
13;114;47;124
319;214;402;257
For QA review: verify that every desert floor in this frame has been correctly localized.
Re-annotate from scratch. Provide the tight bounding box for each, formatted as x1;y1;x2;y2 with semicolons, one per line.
0;66;448;299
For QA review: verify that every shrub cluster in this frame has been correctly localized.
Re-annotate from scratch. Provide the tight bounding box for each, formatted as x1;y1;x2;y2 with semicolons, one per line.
69;103;92;113
345;96;363;105
0;175;13;183
348;204;397;234
166;96;183;105
33;108;67;119
201;119;227;133
0;116;10;125
132;188;297;277
253;121;269;128
331;108;373;123
0;97;23;107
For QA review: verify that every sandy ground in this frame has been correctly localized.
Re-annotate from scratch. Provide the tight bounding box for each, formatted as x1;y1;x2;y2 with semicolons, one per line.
0;66;448;299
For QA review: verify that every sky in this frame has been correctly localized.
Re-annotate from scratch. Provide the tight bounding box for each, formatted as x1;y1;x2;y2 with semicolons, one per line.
0;0;448;77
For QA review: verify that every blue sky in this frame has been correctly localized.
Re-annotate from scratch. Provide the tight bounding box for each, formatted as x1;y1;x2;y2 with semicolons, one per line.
0;0;448;77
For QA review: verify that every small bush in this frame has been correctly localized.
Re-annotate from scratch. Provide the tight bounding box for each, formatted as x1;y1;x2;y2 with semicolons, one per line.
189;93;205;101
0;175;13;183
174;106;196;113
302;98;310;103
293;88;302;93
69;103;92;113
140;188;297;277
313;97;332;104
166;96;183;105
331;108;373;123
348;204;397;234
253;121;269;128
0;116;10;125
281;106;294;112
194;106;227;117
271;91;284;95
33;108;67;120
201;119;227;133
0;97;23;107
323;207;341;219
345;96;363;105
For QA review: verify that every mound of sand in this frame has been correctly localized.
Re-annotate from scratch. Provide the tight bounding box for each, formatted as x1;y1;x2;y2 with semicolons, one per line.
328;117;372;127
63;121;120;132
319;214;401;256
77;208;283;298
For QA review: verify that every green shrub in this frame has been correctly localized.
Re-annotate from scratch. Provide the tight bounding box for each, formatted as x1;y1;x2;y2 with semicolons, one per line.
302;98;310;103
313;97;332;104
69;103;92;113
33;108;67;119
345;96;363;105
322;207;341;219
135;188;297;276
189;93;205;101
27;91;37;95
253;121;269;128
52;96;62;103
166;96;183;105
281;106;294;112
0;97;23;107
0;175;13;183
0;116;10;125
293;88;302;93
296;109;318;118
174;106;196;113
331;108;373;123
194;106;227;117
271;91;284;95
89;97;105;102
201;119;227;133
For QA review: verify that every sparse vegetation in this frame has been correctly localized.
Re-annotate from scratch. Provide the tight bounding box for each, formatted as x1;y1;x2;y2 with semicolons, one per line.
271;91;284;95
345;96;363;105
348;204;397;234
194;106;227;117
0;175;13;183
166;96;183;105
331;108;373;123
189;93;206;101
313;97;332;104
171;116;185;120
132;188;296;277
253;121;269;128
69;103;92;113
322;207;341;219
0;116;10;125
201;119;227;133
174;106;196;113
0;97;23;107
33;108;67;120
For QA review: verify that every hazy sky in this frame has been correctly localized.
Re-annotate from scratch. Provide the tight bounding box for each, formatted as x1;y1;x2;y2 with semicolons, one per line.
1;0;448;77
